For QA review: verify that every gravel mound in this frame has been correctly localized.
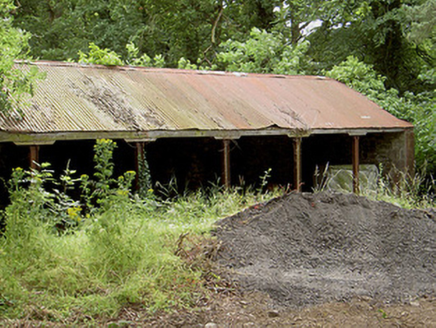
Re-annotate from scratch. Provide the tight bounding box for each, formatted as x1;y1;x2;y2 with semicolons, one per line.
214;192;436;307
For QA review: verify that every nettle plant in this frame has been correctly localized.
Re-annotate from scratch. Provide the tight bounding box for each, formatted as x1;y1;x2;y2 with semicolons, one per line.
7;139;137;232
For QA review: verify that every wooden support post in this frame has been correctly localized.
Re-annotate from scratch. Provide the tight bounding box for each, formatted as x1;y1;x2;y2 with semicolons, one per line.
352;136;360;194
293;137;302;191
29;145;40;170
135;142;145;190
222;139;231;189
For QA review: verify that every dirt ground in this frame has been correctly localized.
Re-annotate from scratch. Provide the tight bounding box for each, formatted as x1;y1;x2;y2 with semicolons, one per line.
4;192;436;327
137;293;436;328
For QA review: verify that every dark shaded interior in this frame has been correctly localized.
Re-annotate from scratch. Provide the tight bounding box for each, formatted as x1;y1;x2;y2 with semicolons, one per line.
0;143;29;207
146;136;296;191
40;140;95;177
147;137;222;191
39;139;136;180
229;136;294;189
0;132;409;206
302;134;354;190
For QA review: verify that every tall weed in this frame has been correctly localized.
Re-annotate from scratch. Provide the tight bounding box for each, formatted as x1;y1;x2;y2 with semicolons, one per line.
0;139;281;324
312;162;435;208
373;165;435;208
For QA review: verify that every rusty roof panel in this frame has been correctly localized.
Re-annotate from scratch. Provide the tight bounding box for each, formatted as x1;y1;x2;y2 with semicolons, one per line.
0;61;412;139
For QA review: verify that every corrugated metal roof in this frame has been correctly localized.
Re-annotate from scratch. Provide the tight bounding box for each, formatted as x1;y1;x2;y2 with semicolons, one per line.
0;61;412;143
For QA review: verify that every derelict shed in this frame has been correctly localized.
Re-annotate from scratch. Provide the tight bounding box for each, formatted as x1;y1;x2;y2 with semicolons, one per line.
0;61;413;194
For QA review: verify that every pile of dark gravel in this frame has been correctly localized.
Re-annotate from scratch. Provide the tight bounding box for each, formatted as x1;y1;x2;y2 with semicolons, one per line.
214;192;436;307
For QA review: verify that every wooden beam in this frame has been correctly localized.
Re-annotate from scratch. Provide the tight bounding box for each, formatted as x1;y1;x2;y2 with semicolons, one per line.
222;139;231;189
6;128;415;145
352;136;360;194
29;145;40;170
135;142;145;190
293;137;302;191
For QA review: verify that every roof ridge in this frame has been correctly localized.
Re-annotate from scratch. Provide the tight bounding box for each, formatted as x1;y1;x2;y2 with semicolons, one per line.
15;60;330;80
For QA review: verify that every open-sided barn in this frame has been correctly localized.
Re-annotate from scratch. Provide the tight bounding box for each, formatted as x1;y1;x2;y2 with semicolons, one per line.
0;61;414;194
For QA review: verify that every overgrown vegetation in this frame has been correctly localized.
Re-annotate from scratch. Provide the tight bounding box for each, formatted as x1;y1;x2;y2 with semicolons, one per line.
0;139;280;325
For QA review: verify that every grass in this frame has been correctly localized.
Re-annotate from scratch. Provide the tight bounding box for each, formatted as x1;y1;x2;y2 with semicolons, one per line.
0;182;280;326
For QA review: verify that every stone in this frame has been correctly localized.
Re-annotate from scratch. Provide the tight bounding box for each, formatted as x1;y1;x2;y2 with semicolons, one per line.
205;323;218;328
268;310;280;318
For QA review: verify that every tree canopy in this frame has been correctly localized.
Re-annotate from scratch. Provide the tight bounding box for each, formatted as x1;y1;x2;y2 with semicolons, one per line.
0;0;43;115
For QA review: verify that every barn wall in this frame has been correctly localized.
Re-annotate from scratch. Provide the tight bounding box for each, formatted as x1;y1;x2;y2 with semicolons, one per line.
361;130;415;181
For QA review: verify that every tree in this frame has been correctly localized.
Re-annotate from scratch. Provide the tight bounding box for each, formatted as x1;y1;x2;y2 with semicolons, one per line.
77;42;166;68
11;0;147;60
215;27;310;74
307;0;434;94
403;0;436;56
0;0;42;114
12;0;228;66
402;0;436;90
273;0;367;45
11;0;288;67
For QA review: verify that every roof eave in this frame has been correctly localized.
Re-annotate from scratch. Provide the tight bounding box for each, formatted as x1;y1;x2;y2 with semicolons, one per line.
0;126;414;145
